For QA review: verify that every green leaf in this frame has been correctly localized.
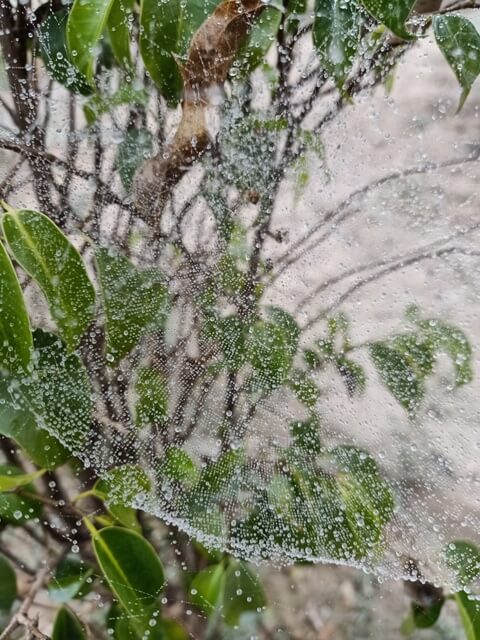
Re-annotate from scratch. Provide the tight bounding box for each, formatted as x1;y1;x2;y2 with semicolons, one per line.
445;541;480;589
369;342;423;415
391;334;435;378
52;606;86;640
0;554;16;613
37;9;92;95
95;247;170;364
417;318;473;387
190;563;226;616
2;208;95;352
115;128;153;191
248;309;299;392
0;330;91;467
288;369;320;408
335;355;366;396
434;15;480;111
455;591;480;640
48;556;94;603
236;7;282;75
0;468;44;492
223;561;265;625
108;0;134;69
67;0;117;85
84;87;148;126
359;0;416;39
194;449;243;501
0;238;32;372
218;315;247;371
139;0;219;105
331;445;394;557
0;387;70;470
133;367;168;429
90;526;165;630
313;0;362;88
410;599;445;629
0;464;43;525
95;465;150;532
163;447;199;486
290;417;321;455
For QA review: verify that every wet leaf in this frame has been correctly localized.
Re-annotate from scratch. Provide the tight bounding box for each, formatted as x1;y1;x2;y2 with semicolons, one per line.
290;417;322;455
84;87;148;126
0;464;42;525
190;563;226;616
223;561;265;625
359;0;416;39
0;554;16;613
236;6;282;74
90;526;165;628
95;247;170;364
335;356;366;396
288;369;320;408
445;540;480;588
434;15;480;111
95;465;150;532
37;9;92;95
0;468;44;492
2;208;95;352
48;556;94;603
163;447;199;486
313;0;362;88
0;238;32;372
369;342;423;415
108;0;134;69
455;591;480;640
133;367;168;429
67;0;117;85
52;606;86;640
116;128;153;191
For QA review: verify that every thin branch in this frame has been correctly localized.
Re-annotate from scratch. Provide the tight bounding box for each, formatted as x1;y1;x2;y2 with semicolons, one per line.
302;247;480;330
272;154;480;281
297;219;480;312
0;564;51;640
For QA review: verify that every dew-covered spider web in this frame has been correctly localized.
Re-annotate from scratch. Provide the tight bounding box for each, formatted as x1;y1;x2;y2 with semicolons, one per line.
3;0;480;600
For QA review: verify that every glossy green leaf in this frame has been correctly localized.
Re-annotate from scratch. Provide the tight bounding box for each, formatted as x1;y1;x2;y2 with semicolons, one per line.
139;0;219;105
288;369;320;408
359;0;416;39
37;9;92;95
84;87;148;126
369;342;423;415
115;128;153;191
223;561;265;625
67;0;117;85
190;563;226;616
434;15;480;111
455;591;480;640
445;540;480;588
48;556;94;603
95;247;170;364
52;606;86;640
0;238;32;372
133;367;168;429
236;7;282;75
0;464;42;525
0;468;44;492
108;0;134;69
2;208;95;352
90;526;165;627
313;0;362;88
0;554;16;613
